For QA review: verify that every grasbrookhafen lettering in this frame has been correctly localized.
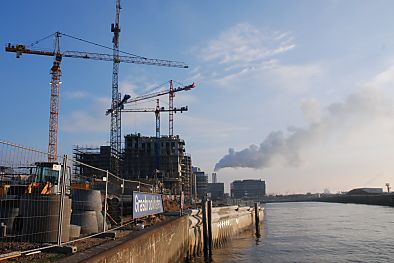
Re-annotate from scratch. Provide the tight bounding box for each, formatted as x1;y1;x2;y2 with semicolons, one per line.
133;192;163;218
135;195;162;212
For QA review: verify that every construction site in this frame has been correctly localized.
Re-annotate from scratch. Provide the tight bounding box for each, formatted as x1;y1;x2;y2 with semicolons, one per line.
72;79;196;201
0;0;201;260
73;133;195;199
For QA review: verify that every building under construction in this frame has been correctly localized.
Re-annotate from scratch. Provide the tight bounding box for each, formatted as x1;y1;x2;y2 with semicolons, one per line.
73;134;193;197
123;134;192;196
73;145;120;179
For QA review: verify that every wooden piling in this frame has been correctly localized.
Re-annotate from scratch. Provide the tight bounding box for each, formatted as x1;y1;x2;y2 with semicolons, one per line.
254;202;260;238
201;199;208;258
207;200;213;257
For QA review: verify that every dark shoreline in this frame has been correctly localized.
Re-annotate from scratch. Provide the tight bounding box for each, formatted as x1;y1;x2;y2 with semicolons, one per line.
318;193;394;207
260;193;394;207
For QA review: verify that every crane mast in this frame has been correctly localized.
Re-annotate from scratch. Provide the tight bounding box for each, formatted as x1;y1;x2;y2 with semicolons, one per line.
169;80;174;137
48;32;62;162
110;0;121;176
155;99;161;139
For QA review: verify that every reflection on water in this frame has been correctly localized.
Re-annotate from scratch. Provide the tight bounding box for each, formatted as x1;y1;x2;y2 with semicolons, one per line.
192;202;394;263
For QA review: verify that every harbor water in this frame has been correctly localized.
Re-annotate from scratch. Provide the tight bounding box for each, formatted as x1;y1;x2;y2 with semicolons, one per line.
193;202;394;263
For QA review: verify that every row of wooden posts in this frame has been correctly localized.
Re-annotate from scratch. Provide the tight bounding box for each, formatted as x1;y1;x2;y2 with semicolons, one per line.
200;199;261;259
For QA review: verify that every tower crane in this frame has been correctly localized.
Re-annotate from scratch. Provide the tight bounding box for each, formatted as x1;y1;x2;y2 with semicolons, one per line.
112;81;195;107
5;33;188;166
107;80;195;137
168;80;196;136
121;99;188;138
106;80;193;182
111;0;121;175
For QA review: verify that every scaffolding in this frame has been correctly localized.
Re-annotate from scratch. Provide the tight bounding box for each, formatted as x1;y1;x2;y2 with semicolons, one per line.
123;134;192;197
73;145;119;180
72;135;193;199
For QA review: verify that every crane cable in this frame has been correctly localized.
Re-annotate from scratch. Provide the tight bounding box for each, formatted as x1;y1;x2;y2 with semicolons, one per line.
28;33;56;48
26;31;148;60
142;80;170;94
61;32;148;59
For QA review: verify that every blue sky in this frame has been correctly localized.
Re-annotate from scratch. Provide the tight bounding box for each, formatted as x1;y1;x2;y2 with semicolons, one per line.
2;1;394;194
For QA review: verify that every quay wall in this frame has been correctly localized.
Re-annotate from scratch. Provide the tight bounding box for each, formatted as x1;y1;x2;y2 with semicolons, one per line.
187;206;263;258
61;206;263;263
65;216;189;263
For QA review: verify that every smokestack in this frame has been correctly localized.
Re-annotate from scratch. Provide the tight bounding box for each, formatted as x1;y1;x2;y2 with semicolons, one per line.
212;173;217;183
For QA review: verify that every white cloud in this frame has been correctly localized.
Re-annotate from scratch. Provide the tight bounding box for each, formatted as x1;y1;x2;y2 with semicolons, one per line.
200;23;295;64
61;97;109;133
214;60;323;92
365;65;394;89
193;23;323;93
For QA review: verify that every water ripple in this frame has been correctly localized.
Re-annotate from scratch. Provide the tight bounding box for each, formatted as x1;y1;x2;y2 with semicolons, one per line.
192;202;394;263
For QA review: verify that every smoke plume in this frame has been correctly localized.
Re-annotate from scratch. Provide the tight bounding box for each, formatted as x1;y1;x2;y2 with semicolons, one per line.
214;87;393;171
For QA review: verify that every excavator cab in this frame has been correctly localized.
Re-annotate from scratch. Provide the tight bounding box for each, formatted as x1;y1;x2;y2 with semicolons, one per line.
35;162;61;183
26;162;70;195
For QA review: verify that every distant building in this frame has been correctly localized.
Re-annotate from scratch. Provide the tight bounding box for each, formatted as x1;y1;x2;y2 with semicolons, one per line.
231;179;266;200
193;167;208;199
190;170;197;200
347;188;383;195
182;154;193;201
207;183;224;200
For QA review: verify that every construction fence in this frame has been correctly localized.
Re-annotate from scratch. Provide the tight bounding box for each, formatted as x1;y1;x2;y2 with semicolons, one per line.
0;140;156;258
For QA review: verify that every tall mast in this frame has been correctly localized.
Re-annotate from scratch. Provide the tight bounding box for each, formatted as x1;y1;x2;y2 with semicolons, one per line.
169;80;174;137
110;0;121;175
48;32;62;162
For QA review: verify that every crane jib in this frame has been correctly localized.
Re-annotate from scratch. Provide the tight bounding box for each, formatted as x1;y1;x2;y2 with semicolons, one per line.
6;44;188;68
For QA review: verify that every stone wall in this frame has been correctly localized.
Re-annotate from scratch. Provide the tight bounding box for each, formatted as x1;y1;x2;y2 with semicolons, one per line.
60;205;264;263
73;216;189;263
